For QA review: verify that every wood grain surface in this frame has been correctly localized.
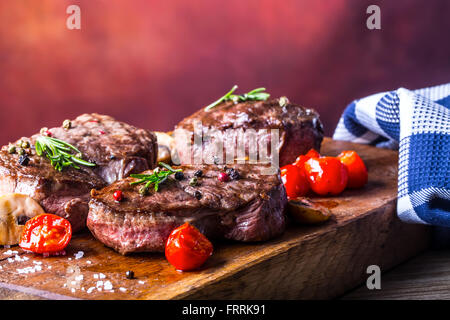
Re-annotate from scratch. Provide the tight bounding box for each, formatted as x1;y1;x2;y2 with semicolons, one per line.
0;138;431;300
343;250;450;300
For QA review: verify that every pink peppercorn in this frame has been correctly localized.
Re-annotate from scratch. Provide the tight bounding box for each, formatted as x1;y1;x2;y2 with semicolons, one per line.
218;172;229;182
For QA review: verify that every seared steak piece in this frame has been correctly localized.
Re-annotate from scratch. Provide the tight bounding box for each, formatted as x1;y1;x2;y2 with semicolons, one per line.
174;98;323;167
0;114;157;231
87;164;287;254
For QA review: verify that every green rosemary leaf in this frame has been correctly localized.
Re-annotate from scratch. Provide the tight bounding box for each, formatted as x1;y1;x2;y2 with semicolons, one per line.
204;85;270;111
129;163;182;192
35;136;95;171
158;162;182;172
204;85;239;111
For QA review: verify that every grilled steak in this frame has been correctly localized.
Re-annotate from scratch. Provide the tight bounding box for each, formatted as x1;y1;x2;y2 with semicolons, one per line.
174;98;324;167
0;114;157;231
87;164;287;254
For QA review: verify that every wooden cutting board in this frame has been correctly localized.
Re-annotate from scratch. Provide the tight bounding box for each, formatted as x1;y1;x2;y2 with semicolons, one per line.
0;138;431;300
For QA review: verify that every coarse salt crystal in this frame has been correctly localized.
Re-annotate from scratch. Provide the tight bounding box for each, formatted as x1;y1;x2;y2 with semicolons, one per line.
86;261;92;264
99;273;106;279
33;261;42;265
75;275;84;281
17;265;42;274
87;287;95;293
7;258;14;263
71;288;76;293
96;280;103;287
138;280;144;285
104;281;113;290
74;251;84;259
119;287;127;292
93;274;99;279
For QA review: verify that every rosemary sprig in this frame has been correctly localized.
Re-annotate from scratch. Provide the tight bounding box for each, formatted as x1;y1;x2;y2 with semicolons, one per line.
204;85;270;111
130;162;182;193
35;136;96;171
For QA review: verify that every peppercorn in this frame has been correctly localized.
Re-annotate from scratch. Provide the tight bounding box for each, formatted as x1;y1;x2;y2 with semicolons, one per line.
18;155;30;166
279;96;289;107
126;270;135;279
17;148;26;156
226;168;240;180
16;140;24;147
189;177;198;186
21;141;30;149
113;190;123;202
174;171;184;180
7;144;16;154
62;119;72;130
110;155;116;160
194;190;202;200
193;170;203;177
218;172;230;182
139;186;149;196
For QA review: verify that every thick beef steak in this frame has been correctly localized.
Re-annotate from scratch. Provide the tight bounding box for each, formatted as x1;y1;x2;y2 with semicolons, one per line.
174;98;323;167
87;164;287;254
0;114;157;231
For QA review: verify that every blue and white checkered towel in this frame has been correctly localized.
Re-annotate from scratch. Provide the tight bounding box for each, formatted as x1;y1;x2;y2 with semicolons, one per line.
333;83;450;227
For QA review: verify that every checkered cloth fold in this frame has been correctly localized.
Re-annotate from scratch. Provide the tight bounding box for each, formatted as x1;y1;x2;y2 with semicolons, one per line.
333;83;450;226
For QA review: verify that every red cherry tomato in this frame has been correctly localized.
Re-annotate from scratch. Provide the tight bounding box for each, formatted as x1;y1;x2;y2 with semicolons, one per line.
280;164;310;199
19;214;72;254
304;157;348;196
293;149;321;168
165;223;213;271
337;150;368;188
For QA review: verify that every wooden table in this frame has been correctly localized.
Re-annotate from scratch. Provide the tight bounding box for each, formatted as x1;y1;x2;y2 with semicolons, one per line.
343;249;450;300
0;139;431;300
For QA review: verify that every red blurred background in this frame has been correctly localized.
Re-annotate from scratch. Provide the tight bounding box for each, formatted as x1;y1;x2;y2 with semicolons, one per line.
0;0;449;145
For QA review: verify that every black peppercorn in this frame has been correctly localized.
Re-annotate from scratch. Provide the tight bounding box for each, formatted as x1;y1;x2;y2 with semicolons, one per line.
194;190;202;200
19;155;30;166
126;270;135;279
226;168;240;180
193;170;203;177
110;155;116;160
174;171;184;180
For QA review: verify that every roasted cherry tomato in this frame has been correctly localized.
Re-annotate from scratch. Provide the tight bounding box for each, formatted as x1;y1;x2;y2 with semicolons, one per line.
337;150;368;188
165;223;213;271
19;213;72;254
280;164;310;199
293;149;321;169
304;157;348;196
